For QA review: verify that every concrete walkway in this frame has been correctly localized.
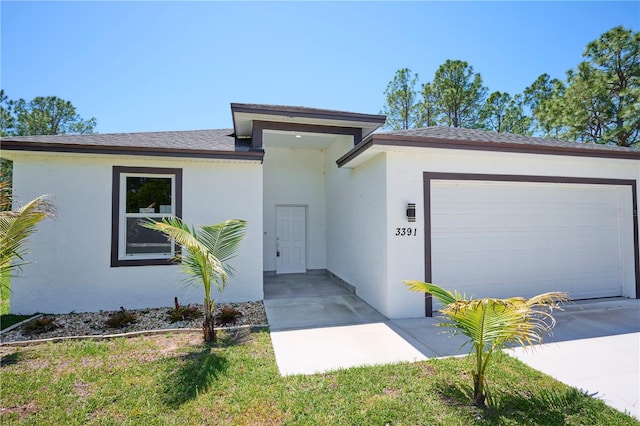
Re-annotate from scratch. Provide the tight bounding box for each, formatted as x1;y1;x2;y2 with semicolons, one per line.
264;273;640;419
264;273;429;374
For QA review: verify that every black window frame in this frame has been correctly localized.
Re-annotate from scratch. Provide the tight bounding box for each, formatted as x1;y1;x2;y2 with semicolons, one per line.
111;166;183;267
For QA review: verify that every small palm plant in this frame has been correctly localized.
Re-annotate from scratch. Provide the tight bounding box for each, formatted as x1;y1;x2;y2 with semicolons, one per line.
405;280;567;407
1;182;55;289
145;217;247;342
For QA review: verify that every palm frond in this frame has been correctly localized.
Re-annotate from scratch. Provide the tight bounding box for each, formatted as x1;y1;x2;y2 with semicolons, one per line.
0;193;55;276
144;217;227;288
199;220;247;264
0;181;12;211
404;280;459;305
143;218;247;293
198;219;247;279
440;292;568;353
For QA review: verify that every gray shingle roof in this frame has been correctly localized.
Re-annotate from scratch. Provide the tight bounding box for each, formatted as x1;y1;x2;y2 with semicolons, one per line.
1;129;262;159
1;129;237;151
337;126;640;167
381;127;639;154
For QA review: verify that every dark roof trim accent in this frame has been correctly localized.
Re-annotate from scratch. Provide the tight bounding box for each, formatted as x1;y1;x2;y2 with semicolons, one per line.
251;120;362;149
336;137;375;166
336;133;640;167
425;172;638;187
1;141;264;161
230;103;386;124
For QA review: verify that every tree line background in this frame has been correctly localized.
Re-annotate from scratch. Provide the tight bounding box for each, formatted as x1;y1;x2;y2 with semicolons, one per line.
0;90;97;188
1;90;96;137
380;26;639;148
1;25;637;151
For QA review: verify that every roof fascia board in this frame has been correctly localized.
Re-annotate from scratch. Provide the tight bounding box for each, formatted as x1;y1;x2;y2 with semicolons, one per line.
251;120;362;149
231;103;386;124
0;141;264;161
336;134;640;167
336;137;375;166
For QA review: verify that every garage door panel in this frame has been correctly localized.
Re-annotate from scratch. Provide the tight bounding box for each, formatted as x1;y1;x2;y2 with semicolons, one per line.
588;229;619;249
504;233;530;249
577;232;600;250
551;253;577;275
578;275;620;298
527;253;555;273
430;181;631;300
526;231;553;249
474;212;507;228
550;230;578;249
574;252;614;274
527;214;552;228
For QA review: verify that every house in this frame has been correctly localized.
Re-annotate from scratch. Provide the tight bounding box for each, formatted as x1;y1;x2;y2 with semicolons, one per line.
1;103;639;318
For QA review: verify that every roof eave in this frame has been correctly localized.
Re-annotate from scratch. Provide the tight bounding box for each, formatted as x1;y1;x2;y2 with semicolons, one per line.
230;103;387;142
230;103;386;124
0;141;265;161
336;134;640;168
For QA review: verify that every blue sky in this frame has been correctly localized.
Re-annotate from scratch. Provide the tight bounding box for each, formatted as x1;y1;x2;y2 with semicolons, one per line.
2;1;638;134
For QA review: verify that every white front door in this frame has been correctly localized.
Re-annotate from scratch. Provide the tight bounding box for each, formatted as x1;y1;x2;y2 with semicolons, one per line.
276;206;306;274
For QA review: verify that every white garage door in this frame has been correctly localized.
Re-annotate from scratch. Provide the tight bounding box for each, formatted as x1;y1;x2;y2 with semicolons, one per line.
430;180;635;300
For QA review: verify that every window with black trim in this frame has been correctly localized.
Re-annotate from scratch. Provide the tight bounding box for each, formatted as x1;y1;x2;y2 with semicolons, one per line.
111;166;182;266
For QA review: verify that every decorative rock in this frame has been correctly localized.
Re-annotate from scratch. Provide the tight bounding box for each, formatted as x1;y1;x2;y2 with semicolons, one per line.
1;301;267;343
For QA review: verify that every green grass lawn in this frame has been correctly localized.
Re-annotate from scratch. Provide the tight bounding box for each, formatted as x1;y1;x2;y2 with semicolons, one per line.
1;273;9;315
1;329;636;425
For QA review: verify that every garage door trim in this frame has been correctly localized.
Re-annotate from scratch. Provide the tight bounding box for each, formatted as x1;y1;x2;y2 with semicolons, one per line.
422;172;639;316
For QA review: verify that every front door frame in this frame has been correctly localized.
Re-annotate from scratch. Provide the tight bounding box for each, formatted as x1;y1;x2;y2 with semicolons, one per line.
275;204;308;274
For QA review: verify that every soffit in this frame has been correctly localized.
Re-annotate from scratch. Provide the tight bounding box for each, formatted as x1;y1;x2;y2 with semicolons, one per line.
262;129;341;149
231;103;386;141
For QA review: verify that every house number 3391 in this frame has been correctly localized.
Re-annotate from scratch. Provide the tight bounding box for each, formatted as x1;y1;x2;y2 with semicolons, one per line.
395;227;417;237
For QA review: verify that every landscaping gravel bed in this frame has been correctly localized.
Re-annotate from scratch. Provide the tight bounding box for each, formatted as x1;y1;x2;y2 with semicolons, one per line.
0;301;267;343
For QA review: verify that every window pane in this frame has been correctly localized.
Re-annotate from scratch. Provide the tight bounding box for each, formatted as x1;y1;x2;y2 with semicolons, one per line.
125;217;172;256
126;177;172;214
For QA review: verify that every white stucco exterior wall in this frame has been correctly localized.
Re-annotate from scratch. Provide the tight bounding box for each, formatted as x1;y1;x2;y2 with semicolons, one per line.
324;138;389;314
262;146;326;272
7;138;637;319
383;147;640;318
6;152;263;314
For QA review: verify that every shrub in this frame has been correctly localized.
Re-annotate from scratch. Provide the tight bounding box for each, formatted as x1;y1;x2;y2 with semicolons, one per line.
24;316;58;334
105;307;137;328
167;297;202;323
215;305;243;326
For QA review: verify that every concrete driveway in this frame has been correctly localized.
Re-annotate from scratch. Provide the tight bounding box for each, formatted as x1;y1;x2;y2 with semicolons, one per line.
507;299;640;420
264;274;640;419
